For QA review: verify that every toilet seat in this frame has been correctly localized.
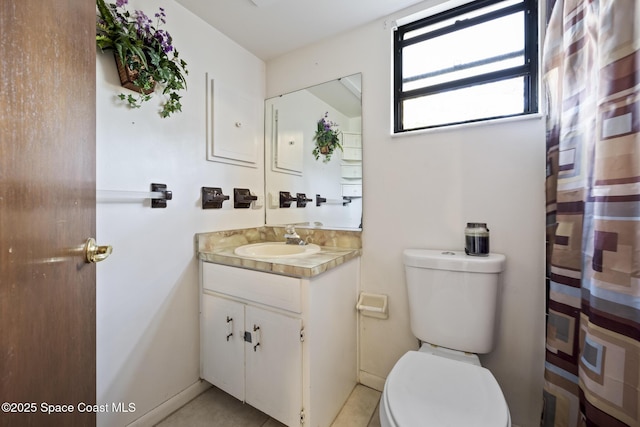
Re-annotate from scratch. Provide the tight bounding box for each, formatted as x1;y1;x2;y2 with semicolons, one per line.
382;351;510;427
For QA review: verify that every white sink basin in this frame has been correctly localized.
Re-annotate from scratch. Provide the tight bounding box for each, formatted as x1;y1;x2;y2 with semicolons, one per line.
234;242;321;258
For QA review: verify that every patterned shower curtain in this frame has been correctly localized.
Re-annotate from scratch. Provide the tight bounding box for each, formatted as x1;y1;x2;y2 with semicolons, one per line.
543;0;640;426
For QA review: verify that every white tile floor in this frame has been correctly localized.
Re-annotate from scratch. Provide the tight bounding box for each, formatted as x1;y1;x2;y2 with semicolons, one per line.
156;384;381;427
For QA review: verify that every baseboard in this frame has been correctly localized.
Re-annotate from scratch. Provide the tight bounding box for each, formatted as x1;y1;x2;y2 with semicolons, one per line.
126;380;212;427
358;370;386;392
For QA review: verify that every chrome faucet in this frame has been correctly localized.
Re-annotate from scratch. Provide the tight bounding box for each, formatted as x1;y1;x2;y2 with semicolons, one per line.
284;225;307;245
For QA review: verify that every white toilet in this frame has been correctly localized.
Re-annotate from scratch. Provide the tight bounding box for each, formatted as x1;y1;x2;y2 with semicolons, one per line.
380;249;511;427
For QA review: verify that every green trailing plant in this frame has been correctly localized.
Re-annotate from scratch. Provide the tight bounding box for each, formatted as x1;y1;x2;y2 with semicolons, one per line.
312;112;342;162
96;0;188;117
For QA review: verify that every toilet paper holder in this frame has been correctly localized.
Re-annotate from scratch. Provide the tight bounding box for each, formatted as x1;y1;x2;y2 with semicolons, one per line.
356;293;388;319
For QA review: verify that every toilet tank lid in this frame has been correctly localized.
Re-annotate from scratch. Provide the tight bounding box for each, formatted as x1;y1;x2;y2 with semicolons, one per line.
403;249;505;273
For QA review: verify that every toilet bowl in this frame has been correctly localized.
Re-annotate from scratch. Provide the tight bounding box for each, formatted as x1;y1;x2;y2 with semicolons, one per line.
380;345;510;427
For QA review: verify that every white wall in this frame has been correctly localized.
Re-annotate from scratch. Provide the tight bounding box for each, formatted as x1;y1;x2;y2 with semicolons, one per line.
95;1;264;425
266;2;546;426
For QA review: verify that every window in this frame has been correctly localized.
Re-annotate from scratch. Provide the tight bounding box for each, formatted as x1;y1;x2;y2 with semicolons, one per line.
393;0;538;132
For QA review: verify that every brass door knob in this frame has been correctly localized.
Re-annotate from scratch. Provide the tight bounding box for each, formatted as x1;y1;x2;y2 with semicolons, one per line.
84;238;113;263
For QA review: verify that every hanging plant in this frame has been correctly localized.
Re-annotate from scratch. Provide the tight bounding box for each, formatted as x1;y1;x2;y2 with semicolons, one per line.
96;0;188;118
312;112;342;163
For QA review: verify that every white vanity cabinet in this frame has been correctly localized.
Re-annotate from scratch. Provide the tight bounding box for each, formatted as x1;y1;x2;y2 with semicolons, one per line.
200;258;358;427
201;293;303;425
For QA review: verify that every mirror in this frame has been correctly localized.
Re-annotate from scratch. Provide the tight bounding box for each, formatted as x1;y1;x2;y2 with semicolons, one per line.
264;73;362;230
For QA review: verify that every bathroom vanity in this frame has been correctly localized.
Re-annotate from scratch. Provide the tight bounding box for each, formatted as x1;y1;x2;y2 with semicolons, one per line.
197;227;361;427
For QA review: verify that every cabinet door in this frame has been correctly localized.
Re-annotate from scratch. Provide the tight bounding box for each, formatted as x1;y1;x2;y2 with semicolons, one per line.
201;294;245;401
245;305;303;427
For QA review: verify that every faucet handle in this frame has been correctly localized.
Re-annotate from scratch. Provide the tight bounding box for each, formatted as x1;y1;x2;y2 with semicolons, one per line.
285;224;296;235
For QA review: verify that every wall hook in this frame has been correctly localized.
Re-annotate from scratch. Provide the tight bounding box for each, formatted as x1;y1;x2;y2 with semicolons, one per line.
202;187;229;209
296;193;312;208
234;188;258;209
279;191;296;208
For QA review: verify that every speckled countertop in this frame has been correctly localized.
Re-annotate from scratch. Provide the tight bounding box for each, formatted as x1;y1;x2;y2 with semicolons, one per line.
196;226;362;278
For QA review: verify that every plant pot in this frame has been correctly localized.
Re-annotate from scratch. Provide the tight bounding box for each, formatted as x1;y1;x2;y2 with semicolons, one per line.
114;55;154;95
320;146;330;155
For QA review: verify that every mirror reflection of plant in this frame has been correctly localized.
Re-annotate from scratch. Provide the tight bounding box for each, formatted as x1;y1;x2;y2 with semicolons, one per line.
312;112;343;163
96;0;188;118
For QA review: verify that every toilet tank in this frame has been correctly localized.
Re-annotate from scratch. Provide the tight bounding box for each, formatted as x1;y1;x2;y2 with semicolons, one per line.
403;249;506;354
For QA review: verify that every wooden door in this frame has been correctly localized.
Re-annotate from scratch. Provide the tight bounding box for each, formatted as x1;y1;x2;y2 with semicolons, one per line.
0;1;97;426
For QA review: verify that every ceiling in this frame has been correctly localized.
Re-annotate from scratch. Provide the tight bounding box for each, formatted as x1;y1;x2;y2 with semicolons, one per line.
175;0;425;61
306;74;362;118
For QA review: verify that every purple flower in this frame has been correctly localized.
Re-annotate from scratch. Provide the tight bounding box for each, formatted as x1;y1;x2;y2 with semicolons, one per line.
96;0;189;117
318;112;339;134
